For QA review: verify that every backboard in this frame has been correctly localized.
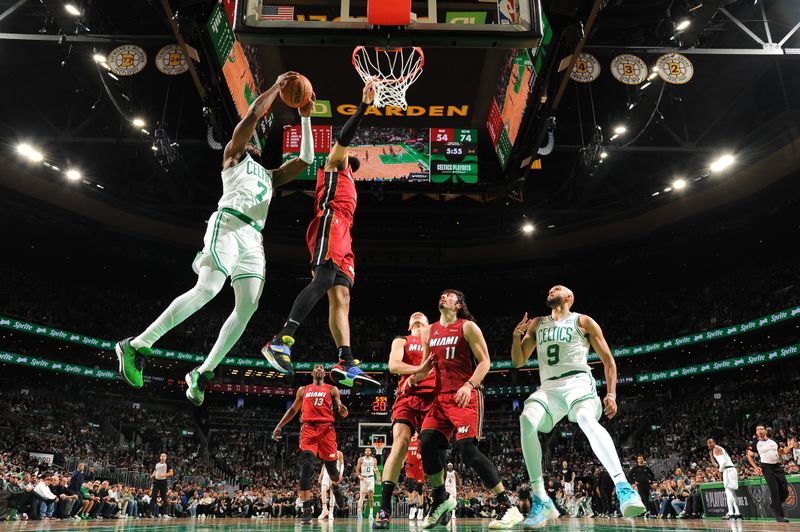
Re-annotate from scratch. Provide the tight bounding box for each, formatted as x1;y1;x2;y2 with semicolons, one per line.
233;0;543;48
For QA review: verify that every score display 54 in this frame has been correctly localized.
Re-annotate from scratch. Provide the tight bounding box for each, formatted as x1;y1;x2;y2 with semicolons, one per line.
429;128;478;184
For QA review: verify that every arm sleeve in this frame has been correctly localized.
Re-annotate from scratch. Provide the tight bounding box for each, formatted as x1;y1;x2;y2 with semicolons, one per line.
335;101;368;147
299;116;314;164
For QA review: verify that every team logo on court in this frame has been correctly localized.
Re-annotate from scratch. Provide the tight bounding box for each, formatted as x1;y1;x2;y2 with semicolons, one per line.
108;45;147;76
570;53;600;83
610;54;648;85
155;45;188;76
655;53;694;84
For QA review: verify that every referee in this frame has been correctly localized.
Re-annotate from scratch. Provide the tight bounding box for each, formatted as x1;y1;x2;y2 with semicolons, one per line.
151;453;174;518
747;425;797;523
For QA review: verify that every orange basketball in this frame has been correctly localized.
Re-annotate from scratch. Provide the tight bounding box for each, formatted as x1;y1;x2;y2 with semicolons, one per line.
280;74;313;108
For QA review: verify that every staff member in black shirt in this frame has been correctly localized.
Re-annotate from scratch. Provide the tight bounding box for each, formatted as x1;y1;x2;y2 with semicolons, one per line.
151;453;174;518
629;455;655;516
747;425;796;523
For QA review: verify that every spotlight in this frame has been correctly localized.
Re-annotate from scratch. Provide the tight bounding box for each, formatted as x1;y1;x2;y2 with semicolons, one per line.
64;3;81;16
672;178;687;190
610;134;619;141
652;191;660;197
640;81;652;90
92;53;106;63
522;223;535;234
600;151;608;159
65;169;82;181
107;72;119;81
17;143;43;162
676;19;691;31
710;154;735;173
664;187;673;193
151;145;158;151
648;71;658;80
132;118;146;127
613;125;627;135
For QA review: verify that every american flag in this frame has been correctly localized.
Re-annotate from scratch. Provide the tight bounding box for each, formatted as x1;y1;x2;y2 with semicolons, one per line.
260;4;294;20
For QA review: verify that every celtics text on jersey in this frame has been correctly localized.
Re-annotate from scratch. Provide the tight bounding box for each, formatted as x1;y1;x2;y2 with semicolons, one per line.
535;313;592;382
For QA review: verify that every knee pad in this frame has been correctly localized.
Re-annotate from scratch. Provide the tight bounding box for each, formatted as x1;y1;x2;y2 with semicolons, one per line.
419;430;448;476
323;460;340;482
299;451;315;490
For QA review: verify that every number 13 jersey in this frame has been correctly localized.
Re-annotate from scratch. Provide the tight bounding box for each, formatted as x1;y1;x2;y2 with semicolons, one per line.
535;313;591;382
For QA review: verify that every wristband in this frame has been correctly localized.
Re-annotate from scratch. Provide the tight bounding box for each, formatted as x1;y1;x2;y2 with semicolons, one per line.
466;381;476;389
299;116;314;164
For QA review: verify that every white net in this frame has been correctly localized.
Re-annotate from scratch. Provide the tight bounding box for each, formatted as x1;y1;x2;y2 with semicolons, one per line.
352;46;424;110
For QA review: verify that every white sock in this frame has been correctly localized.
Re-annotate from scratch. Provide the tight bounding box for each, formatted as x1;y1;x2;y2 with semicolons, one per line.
725;488;739;514
197;277;263;373
574;404;626;483
520;402;549;500
131;266;225;350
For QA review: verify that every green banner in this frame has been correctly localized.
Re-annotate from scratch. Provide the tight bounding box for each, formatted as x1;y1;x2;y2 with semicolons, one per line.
0;351;117;380
1;306;797;371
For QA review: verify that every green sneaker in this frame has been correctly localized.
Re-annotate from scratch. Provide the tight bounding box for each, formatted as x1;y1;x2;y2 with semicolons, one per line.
185;367;214;406
115;337;150;388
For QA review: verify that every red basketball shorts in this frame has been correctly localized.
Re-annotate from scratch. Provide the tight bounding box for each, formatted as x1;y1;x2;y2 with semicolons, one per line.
306;212;355;283
392;393;435;432
299;422;338;461
420;389;484;441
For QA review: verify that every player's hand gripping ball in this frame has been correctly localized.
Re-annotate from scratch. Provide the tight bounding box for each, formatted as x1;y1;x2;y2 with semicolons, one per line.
280;74;314;109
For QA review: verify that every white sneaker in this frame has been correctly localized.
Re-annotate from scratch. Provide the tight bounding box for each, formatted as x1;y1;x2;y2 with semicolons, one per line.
409;507;417;520
318;509;329;520
488;505;524;529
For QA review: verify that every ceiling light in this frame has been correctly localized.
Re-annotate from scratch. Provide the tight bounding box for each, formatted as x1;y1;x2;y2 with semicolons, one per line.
672;178;687;190
600;151;608;159
613;125;627;135
522;223;535;234
710;154;735;172
151;145;158;151
64;3;81;16
141;128;150;135
676;19;691;31
652;191;660;197
663;187;672;192
640;81;651;90
17;143;43;162
132;118;146;127
648;72;658;81
107;72;119;81
17;143;33;156
610;134;619;141
92;53;106;63
65;169;82;181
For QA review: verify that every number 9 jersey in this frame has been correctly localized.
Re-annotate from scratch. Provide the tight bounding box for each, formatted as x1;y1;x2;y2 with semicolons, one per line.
535;313;591;382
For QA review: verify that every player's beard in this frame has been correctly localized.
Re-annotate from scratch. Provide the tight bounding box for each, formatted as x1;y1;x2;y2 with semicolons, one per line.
546;295;563;308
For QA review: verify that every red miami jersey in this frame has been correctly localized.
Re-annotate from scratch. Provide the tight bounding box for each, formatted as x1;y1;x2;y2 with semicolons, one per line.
405;440;423;480
315;166;357;220
428;319;474;394
301;384;335;423
397;335;437;395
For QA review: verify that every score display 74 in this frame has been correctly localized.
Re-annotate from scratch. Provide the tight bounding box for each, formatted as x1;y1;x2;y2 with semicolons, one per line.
430;128;478;184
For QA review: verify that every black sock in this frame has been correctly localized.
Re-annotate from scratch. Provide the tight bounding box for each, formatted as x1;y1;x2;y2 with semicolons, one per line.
433;485;447;504
278;320;299;339
380;481;395;513
495;491;510;506
338;346;353;364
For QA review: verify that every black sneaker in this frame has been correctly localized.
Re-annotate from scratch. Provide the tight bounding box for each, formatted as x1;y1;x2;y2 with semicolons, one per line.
331;486;345;509
330;359;381;390
301;507;313;524
372;509;390;529
422;494;456;529
776;517;789;523
261;335;295;375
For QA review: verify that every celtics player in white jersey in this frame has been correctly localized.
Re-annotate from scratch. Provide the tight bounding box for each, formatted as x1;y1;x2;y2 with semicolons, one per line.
707;438;742;519
511;285;646;527
318;450;344;520
445;463;458;522
115;72;315;405
357;448;378;519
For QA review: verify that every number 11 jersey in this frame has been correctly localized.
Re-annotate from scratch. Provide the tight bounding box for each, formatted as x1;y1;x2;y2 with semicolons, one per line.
428;318;473;394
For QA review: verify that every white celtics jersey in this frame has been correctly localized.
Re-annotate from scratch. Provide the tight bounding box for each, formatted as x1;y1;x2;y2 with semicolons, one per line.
445;471;457;489
360;456;376;477
218;153;273;230
535;313;592;382
714;446;735;470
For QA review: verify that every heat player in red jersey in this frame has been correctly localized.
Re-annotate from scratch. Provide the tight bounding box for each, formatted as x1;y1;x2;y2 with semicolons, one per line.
261;80;381;391
272;364;349;524
405;433;425;520
405;290;524;529
373;312;435;528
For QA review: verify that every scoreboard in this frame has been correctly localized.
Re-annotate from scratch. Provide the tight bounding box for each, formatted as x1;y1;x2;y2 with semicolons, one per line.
429;128;479;183
371;395;389;416
282;124;332;180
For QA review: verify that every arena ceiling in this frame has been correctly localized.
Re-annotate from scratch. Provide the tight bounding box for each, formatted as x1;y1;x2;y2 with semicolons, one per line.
0;0;798;262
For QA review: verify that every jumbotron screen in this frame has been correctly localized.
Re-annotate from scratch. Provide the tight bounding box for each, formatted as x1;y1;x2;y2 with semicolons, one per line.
282;126;478;184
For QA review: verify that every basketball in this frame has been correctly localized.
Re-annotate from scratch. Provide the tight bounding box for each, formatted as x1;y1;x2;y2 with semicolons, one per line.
280;74;313;108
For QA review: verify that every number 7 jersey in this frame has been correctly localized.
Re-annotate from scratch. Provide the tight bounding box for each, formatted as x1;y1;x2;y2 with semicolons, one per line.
535;313;591;382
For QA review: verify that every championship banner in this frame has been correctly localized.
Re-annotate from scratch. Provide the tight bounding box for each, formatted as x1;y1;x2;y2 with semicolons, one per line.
700;476;800;520
1;306;798;370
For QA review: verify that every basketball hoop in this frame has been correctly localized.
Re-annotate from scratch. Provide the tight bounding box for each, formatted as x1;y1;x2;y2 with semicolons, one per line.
353;46;424;110
373;440;385;456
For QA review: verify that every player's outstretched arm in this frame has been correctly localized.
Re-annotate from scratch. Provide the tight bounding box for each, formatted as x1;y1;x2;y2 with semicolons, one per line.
325;80;375;171
331;386;348;418
272;386;304;440
273;94;316;187
223;72;296;169
580;315;618;419
511;313;540;368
